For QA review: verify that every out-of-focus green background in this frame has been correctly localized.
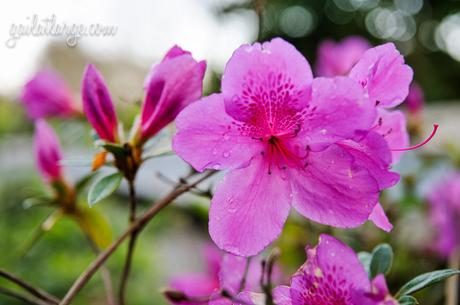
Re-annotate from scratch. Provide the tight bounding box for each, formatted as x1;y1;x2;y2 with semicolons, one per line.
1;0;460;304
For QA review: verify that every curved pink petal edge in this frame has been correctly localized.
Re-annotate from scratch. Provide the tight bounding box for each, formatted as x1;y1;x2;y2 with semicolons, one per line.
369;202;393;232
81;64;118;142
349;43;413;108
375;109;410;163
140;45;206;141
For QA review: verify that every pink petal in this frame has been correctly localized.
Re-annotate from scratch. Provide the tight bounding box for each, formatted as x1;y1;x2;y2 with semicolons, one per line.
209;156;292;256
219;254;262;294
21;69;77;120
337;131;400;190
33;120;63;182
316;36;371;77
273;286;292;305
295;76;376;150
290;234;370;305
141;46;206;141
374;109;409;163
221;38;312;134
405;82;424;114
173;94;264;172
81;64;118;142
170;274;219;305
369;202;393;232
349;43;413;108
289;144;380;228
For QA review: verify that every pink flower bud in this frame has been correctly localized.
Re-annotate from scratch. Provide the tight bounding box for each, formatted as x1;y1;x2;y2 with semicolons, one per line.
140;45;206;142
82;64;118;143
406;82;425;114
33;120;63;182
20;69;78;120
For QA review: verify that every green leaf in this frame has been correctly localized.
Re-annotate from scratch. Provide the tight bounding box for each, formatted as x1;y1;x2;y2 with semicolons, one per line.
397;269;460;297
74;206;113;249
370;243;393;278
75;172;97;192
102;143;128;157
88;172;123;206
358;251;372;276
398;295;418;305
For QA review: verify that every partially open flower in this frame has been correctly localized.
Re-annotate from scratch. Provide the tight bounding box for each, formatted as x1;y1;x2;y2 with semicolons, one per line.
82;64;119;143
21;69;79;120
33;120;63;183
139;45;206;143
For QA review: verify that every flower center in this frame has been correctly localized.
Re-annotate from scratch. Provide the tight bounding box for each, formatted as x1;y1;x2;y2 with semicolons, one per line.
264;135;304;175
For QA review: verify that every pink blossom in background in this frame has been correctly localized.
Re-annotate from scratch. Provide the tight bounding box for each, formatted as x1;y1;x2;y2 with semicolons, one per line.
33;120;63;183
168;244;270;305
273;234;397;305
316;36;371;77
405;83;425;114
428;173;460;258
21;69;79;120
140;45;206;143
82;64;119;143
173;38;402;256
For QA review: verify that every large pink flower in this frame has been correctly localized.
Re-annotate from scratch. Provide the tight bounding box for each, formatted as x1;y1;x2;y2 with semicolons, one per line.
316;36;371;77
21;69;79;120
173;38;400;256
273;234;397;305
428;173;460;258
33;120;63;182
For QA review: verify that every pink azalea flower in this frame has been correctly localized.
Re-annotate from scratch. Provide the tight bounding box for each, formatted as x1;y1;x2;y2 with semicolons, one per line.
139;45;206;143
21;69;79;120
33;120;63;183
428;173;460;258
173;38;400;256
82;64;119;143
405;83;425;114
168;245;266;305
316;36;371;77
273;234;397;305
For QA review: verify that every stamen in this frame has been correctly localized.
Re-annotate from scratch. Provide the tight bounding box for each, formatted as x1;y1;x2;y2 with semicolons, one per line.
391;124;439;152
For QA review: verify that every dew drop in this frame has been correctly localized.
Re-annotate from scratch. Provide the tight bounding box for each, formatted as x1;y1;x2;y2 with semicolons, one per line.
212;163;221;170
223;151;230;158
223;133;230;140
212;148;218;155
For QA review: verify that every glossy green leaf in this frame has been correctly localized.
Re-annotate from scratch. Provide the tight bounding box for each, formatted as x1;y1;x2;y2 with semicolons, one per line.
370;243;393;278
397;269;460;297
88;172;123;206
102;143;128;157
398;295;418;305
358;251;372;276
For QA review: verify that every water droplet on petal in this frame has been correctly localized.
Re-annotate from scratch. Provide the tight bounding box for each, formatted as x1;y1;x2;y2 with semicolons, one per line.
212;163;221;170
212;148;218;155
223;151;230;158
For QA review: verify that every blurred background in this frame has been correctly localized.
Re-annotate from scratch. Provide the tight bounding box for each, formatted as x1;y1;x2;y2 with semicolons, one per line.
1;0;460;304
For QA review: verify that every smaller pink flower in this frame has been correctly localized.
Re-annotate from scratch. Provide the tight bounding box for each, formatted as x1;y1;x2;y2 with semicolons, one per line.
140;45;206;143
273;234;396;305
316;36;371;77
21;69;79;120
428;173;460;258
405;83;425;114
168;244;271;305
82;64;119;143
33;120;63;183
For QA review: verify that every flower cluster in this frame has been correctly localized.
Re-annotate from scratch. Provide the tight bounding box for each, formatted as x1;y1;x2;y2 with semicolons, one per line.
173;38;413;256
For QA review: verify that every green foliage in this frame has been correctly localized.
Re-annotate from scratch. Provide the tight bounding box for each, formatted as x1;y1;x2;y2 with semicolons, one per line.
396;269;460;297
369;243;393;278
88;172;123;206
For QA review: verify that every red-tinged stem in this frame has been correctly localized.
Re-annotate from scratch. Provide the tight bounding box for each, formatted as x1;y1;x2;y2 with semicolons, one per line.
391;124;439;152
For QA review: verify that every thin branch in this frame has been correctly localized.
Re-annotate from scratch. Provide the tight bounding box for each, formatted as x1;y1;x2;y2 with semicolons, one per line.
446;248;460;305
0;286;50;305
59;170;216;305
0;269;60;304
118;179;139;305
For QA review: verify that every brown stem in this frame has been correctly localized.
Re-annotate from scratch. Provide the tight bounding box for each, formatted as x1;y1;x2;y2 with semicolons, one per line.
239;258;251;292
118;179;139;305
446;248;460;305
0;286;51;305
0;269;60;304
59;170;216;305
